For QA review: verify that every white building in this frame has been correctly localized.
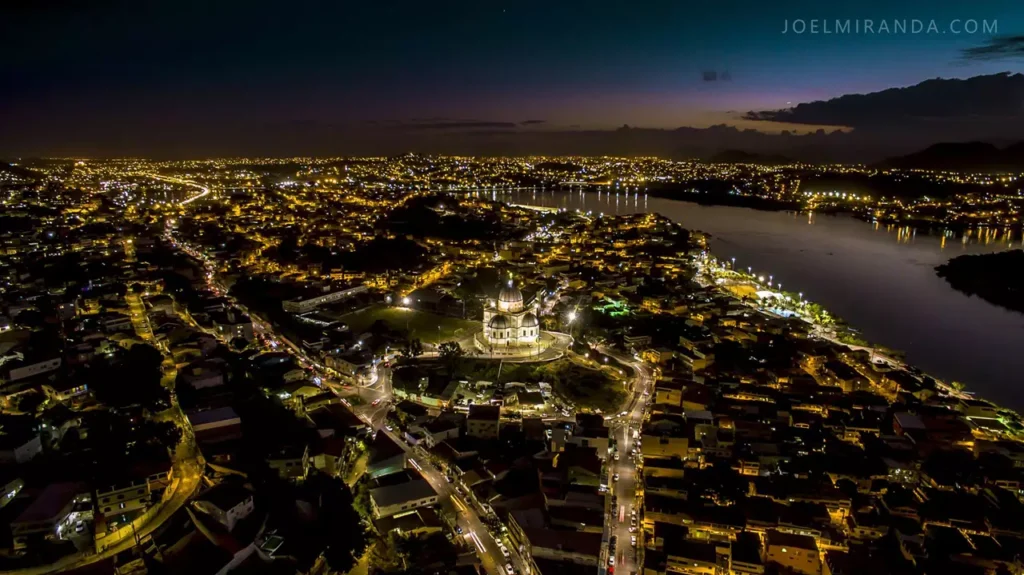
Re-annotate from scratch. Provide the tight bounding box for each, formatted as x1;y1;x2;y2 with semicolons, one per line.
282;286;368;313
482;283;540;349
370;477;438;519
193;484;255;531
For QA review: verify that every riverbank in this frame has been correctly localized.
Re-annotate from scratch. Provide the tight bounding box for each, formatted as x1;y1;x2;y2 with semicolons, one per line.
496;189;1024;410
645;186;802;212
698;255;987;407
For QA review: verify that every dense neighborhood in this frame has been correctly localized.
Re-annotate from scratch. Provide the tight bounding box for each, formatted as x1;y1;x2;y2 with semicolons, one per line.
0;157;1022;575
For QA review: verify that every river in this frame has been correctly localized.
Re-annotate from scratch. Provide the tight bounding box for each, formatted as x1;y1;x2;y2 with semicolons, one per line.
492;188;1024;410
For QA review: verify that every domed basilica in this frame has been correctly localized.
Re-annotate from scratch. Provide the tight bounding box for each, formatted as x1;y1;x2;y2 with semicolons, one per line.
482;282;540;349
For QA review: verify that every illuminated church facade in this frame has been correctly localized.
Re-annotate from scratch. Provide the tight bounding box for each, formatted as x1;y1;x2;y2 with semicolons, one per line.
482;282;540;348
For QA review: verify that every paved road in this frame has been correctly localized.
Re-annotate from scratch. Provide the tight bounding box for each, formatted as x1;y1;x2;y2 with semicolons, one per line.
463;330;573;363
173;232;522;574
600;346;653;575
148;173;211;205
393;431;527;575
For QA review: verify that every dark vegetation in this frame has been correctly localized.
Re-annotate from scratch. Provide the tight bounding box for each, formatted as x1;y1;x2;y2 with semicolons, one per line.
267;233;428;273
378;194;509;242
393;358;625;412
936;249;1024;314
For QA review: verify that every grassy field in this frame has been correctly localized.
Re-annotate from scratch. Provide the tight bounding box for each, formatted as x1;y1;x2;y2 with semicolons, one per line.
339;305;479;343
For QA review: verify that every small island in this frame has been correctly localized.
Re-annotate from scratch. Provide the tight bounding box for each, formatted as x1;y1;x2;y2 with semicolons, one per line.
936;249;1024;314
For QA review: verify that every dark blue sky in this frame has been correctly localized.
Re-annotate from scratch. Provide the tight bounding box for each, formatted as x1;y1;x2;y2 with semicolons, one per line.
2;0;1022;156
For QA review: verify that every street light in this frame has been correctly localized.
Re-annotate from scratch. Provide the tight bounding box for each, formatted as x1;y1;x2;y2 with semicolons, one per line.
402;296;411;306
568;311;577;323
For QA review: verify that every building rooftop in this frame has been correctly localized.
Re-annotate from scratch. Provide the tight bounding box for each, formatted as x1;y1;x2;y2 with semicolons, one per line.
468;404;500;421
370;478;437;510
14;482;86;524
197;482;253;512
766;529;818;551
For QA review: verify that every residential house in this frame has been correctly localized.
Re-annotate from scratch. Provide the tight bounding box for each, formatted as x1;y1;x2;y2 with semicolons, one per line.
11;482;90;550
764;530;820;575
265;444;309;481
467;405;500;439
193;483;255;531
370;473;439;518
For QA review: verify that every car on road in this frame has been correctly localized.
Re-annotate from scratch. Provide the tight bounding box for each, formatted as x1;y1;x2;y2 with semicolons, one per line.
613;473;619;482
455;525;463;534
371;398;382;406
505;563;514;573
630;535;637;546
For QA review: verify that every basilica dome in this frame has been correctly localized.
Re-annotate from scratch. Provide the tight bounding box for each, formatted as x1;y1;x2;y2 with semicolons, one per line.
497;284;524;313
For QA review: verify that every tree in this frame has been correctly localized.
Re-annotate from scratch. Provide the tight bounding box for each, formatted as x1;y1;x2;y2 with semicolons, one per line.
304;472;369;573
174;379;200;410
143;420;183;451
395;532;458;574
400;338;423;360
16;392;46;414
369;319;390;338
438;341;464;374
230;337;249;351
130;282;145;294
91;343;167;409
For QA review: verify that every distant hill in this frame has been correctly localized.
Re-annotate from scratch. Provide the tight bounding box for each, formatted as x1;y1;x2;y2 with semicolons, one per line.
707;149;794;165
0;162;42;181
881;141;1024;171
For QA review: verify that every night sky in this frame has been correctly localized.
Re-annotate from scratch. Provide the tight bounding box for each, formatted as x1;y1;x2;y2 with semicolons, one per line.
2;0;1022;158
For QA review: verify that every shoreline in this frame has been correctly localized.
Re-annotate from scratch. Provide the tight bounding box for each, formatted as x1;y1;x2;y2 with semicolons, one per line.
698;255;1007;413
638;188;1023;234
498;189;1021;412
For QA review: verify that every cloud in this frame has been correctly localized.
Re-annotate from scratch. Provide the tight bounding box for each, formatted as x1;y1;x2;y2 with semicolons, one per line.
520;119;546;125
403;120;519;130
702;70;732;82
744;72;1024;128
962;36;1024;61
